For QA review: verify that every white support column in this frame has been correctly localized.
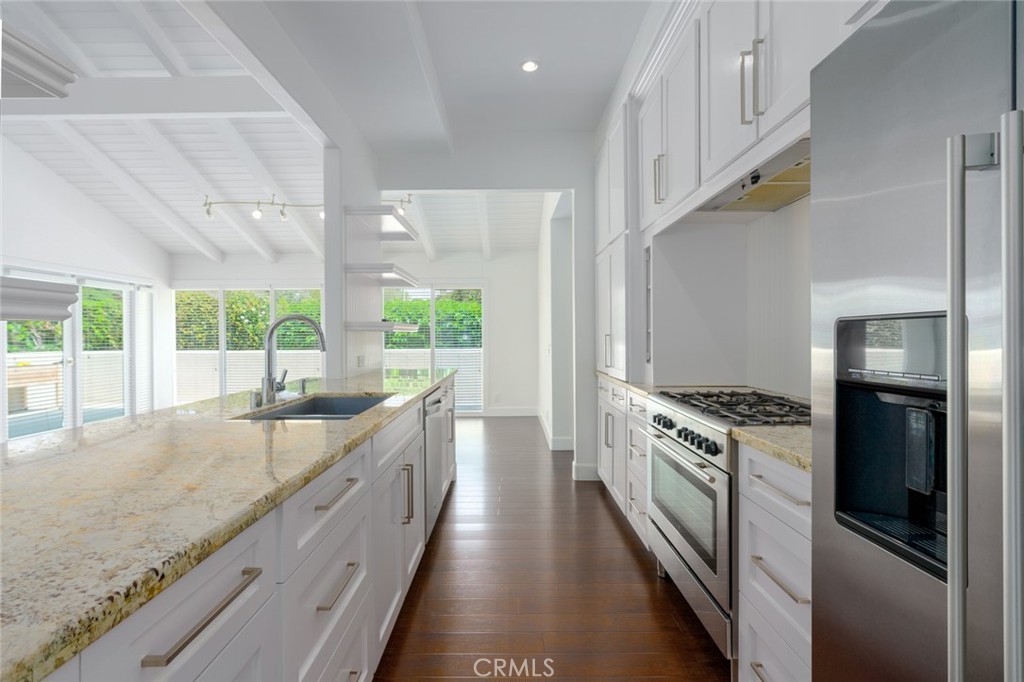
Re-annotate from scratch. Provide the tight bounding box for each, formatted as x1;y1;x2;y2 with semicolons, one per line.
323;146;346;380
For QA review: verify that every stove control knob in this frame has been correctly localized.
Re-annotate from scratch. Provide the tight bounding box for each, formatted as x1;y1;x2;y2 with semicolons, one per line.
697;437;709;449
681;428;691;437
663;418;675;430
676;428;684;438
653;415;663;426
689;432;700;445
705;441;720;456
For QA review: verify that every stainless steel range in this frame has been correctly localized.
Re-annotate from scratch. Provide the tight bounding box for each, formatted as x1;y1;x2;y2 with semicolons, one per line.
645;388;810;661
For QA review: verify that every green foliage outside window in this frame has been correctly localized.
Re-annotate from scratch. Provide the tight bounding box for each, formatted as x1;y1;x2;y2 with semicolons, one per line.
175;289;323;351
7;286;123;353
6;320;63;352
383;290;481;349
175;290;218;350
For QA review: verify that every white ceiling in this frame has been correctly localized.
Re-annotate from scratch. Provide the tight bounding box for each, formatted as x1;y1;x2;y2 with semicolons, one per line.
2;1;651;265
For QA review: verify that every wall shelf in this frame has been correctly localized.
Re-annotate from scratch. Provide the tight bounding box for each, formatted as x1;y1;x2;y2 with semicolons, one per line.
344;205;419;242
346;321;420;333
345;263;419;287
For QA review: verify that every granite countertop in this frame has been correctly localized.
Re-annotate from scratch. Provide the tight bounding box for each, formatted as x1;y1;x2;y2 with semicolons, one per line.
594;370;654;397
0;374;443;682
731;424;813;472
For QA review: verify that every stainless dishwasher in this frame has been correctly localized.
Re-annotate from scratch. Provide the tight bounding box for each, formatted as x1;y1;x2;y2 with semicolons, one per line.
424;387;446;539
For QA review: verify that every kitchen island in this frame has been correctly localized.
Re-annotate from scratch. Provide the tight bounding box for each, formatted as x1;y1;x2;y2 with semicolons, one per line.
0;373;445;682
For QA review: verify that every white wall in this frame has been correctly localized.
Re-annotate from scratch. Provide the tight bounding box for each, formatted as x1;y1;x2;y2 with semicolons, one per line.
378;130;595;476
1;139;176;409
170;253;323;289
537;203;574;451
387;250;539;417
746;197;811;398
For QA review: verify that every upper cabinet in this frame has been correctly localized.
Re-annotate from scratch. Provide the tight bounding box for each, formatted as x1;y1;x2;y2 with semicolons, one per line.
638;22;700;231
701;0;856;182
596;108;627;254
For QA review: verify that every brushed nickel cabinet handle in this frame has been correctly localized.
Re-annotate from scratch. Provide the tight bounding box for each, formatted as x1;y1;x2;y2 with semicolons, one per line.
751;554;810;604
740;50;753;125
752;38;766;116
408;463;415;519
750;661;768;682
314;477;359;512
316;561;360;612
141;567;262;667
400;464;412;524
348;672;359;681
653;156;662;205
749;473;810;507
628;499;647;518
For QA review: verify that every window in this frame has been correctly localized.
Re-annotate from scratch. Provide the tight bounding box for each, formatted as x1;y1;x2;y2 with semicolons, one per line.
81;286;125;423
5;319;66;438
173;287;323;404
383;287;483;412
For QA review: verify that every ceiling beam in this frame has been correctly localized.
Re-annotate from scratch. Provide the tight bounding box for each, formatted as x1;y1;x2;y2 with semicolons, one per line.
0;76;288;121
212;120;324;260
478;193;492;260
116;2;192;76
404;2;455;155
8;3;100;78
129;121;278;263
406;198;438;262
47;121;224;263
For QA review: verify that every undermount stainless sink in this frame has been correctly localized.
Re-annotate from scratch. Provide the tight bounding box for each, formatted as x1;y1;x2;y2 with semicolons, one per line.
241;395;389;421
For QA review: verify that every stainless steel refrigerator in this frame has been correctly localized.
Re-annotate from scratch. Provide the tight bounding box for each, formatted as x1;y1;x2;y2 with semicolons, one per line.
810;2;1022;680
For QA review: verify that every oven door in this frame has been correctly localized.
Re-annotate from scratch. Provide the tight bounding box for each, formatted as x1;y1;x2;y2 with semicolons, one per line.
647;432;731;609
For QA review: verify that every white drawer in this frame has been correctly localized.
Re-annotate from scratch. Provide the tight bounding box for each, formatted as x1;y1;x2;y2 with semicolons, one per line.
738;443;812;539
371;404;423;482
625;470;648;547
283;493;371;682
625;419;648;482
81;514;276;682
609;384;627;410
626;390;648;421
42;656;79;682
196;592;282;682
316;590;373;682
739;495;812;666
738;594;811;682
597;377;612;400
279;441;370;580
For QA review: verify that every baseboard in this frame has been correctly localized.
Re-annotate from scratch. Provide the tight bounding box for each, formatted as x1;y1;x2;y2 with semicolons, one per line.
572;462;600;481
539;415;574;452
482;407;537;417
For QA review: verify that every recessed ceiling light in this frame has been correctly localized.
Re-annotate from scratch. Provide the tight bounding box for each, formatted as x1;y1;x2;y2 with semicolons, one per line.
521;60;539;73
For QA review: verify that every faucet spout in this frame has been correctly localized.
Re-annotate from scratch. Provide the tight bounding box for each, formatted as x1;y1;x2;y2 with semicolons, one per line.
263;314;326;405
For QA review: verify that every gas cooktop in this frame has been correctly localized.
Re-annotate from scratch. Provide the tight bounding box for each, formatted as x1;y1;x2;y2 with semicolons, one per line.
656;389;811;427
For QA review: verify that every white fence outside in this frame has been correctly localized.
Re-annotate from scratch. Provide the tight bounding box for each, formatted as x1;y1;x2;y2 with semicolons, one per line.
383;348;482;411
174;350;323;404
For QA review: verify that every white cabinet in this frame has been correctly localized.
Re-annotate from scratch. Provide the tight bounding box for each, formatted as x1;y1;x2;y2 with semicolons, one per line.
81;515;277;682
196;593;283;682
43;656;78;682
597;380;627;512
371;435;425;665
738;442;812;676
596;234;627;379
700;0;760;181
318;590;374;682
638;22;699;230
595;109;627;254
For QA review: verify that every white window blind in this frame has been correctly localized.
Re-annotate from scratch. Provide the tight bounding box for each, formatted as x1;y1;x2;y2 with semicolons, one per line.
435;289;483;412
225;289;270;395
5;318;66;438
383;288;432;394
135;289;154;413
274;289;323;384
80;286;125;424
174;290;220;404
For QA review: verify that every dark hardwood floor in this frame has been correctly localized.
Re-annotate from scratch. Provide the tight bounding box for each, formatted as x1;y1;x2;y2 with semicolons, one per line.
375;417;731;681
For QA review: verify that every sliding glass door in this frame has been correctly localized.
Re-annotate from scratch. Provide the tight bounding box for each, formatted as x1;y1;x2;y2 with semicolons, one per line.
383;287;483;412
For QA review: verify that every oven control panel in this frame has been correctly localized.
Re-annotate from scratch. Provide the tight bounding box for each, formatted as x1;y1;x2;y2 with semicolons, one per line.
649;409;727;460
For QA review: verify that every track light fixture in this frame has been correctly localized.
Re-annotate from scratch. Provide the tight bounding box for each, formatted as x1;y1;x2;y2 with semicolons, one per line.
382;193;413;217
202;194;325;221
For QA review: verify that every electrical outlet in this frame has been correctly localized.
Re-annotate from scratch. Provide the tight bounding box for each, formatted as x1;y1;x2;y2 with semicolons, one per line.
357;355;365;368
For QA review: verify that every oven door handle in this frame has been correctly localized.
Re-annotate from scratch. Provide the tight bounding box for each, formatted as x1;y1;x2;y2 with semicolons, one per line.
644;432;716;485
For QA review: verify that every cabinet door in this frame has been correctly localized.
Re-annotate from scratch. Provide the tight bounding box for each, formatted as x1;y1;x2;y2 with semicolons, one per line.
371;456;405;657
755;0;856;135
637;83;664;229
402;438;426;586
195;594;282;682
43;657;79;682
611;406;628;511
594;138;610;253
607;111;627;242
701;0;758;181
662;21;700;207
595;250;611;371
608;235;627;378
597;402;614;489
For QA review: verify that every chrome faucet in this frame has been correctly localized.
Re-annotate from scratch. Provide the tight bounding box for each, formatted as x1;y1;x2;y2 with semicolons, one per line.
262;314;326;405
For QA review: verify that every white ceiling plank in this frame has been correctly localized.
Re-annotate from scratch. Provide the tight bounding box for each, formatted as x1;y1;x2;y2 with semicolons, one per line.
0;76;287;120
478;192;492;260
129;121;278;263
10;3;101;78
404;1;455;155
212;120;324;260
406;198;438;262
116;2;193;77
47;121;224;263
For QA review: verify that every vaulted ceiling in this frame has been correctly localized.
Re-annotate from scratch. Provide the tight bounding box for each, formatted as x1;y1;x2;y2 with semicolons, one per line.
1;1;653;264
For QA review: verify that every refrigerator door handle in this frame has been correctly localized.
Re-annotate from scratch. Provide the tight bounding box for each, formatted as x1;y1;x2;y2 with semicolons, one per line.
946;133;968;682
1002;109;1024;682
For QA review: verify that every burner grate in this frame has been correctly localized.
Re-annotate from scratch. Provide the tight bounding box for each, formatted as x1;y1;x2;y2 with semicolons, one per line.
658;390;811;426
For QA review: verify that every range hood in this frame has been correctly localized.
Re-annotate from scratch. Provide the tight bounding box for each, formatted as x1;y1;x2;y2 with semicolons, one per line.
698;138;810;213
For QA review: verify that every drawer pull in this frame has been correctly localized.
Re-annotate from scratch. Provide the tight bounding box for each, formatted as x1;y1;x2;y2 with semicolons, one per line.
316;561;360;612
750;473;810;507
750;661;769;682
629;443;647;459
628;498;647;517
141;567;262;667
314;477;359;512
751;555;810;605
348;672;360;681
